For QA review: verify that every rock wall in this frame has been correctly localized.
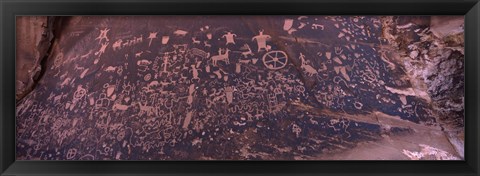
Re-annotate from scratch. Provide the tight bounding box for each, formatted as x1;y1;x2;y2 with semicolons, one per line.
16;16;464;160
380;16;464;157
16;16;55;101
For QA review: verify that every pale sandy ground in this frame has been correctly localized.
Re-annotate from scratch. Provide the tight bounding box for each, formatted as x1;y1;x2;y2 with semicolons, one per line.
311;129;460;160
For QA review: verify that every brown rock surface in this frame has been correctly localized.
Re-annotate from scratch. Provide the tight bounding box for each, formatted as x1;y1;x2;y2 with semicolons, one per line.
15;16;464;160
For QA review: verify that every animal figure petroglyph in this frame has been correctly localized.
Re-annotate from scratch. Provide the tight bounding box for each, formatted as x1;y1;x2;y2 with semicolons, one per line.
137;60;151;66
135;51;144;58
112;39;123;51
211;48;230;66
104;66;116;72
136;101;157;116
299;53;318;77
240;44;254;58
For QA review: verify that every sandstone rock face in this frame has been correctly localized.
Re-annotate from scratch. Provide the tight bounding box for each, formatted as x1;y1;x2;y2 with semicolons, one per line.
16;16;55;101
380;16;465;157
16;16;463;160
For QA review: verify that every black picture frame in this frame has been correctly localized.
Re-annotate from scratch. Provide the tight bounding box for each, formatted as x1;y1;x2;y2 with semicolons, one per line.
1;0;479;175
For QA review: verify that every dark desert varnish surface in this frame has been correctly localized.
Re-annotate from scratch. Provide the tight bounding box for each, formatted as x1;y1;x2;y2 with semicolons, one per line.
15;16;464;160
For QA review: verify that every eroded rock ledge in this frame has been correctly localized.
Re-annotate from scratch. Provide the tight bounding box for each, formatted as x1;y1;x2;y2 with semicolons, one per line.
380;16;464;157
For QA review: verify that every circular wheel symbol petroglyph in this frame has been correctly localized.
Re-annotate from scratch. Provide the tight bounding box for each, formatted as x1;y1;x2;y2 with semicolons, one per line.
262;51;288;70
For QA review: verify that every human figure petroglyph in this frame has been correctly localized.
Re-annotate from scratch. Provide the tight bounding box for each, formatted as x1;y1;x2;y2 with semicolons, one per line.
158;53;170;74
95;28;110;44
252;29;271;52
222;31;237;45
94;42;109;58
211;48;230;66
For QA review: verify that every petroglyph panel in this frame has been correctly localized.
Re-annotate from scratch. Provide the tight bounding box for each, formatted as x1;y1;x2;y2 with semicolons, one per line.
16;16;464;160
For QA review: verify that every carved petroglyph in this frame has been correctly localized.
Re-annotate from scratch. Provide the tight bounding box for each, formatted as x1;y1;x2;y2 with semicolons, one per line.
239;44;254;58
189;48;210;59
312;24;325;30
95;28;110;44
190;64;202;81
94;42;109;63
211;48;230;66
17;16;459;161
262;50;288;70
222;31;237;45
252;30;271;52
173;30;188;37
299;53;318;76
